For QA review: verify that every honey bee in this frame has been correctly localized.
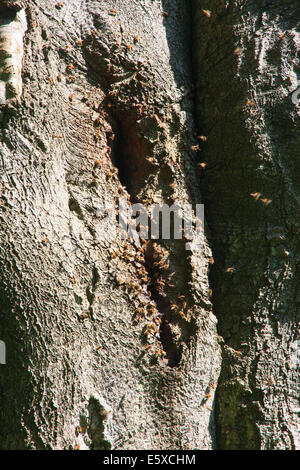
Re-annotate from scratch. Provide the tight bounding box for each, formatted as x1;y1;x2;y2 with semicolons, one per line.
265;379;273;385
209;257;214;264
225;267;235;273
146;157;159;166
109;9;117;16
156;279;165;288
149;305;156;314
80;312;88;319
234;47;242;55
191;145;200;151
135;313;142;323
250;192;261;200
261;198;272;206
235;350;242;356
198;135;207;141
198;162;207;169
149;321;159;331
202;9;211;18
155;349;166;358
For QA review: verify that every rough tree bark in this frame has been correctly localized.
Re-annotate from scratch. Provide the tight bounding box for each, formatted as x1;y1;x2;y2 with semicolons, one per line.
193;0;300;449
0;0;299;450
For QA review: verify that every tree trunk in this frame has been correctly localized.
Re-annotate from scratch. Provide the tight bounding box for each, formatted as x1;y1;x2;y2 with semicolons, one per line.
0;0;298;450
193;0;300;450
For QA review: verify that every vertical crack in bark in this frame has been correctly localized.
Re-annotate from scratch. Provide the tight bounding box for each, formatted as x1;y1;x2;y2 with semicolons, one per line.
144;240;182;367
82;28;203;369
107;107;183;367
85;397;111;450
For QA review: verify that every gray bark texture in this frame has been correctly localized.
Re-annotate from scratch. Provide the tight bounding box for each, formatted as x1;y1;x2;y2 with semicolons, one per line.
0;0;299;450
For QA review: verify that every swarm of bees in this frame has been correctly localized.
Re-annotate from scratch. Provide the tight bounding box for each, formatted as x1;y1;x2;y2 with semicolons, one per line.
168;293;187;319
